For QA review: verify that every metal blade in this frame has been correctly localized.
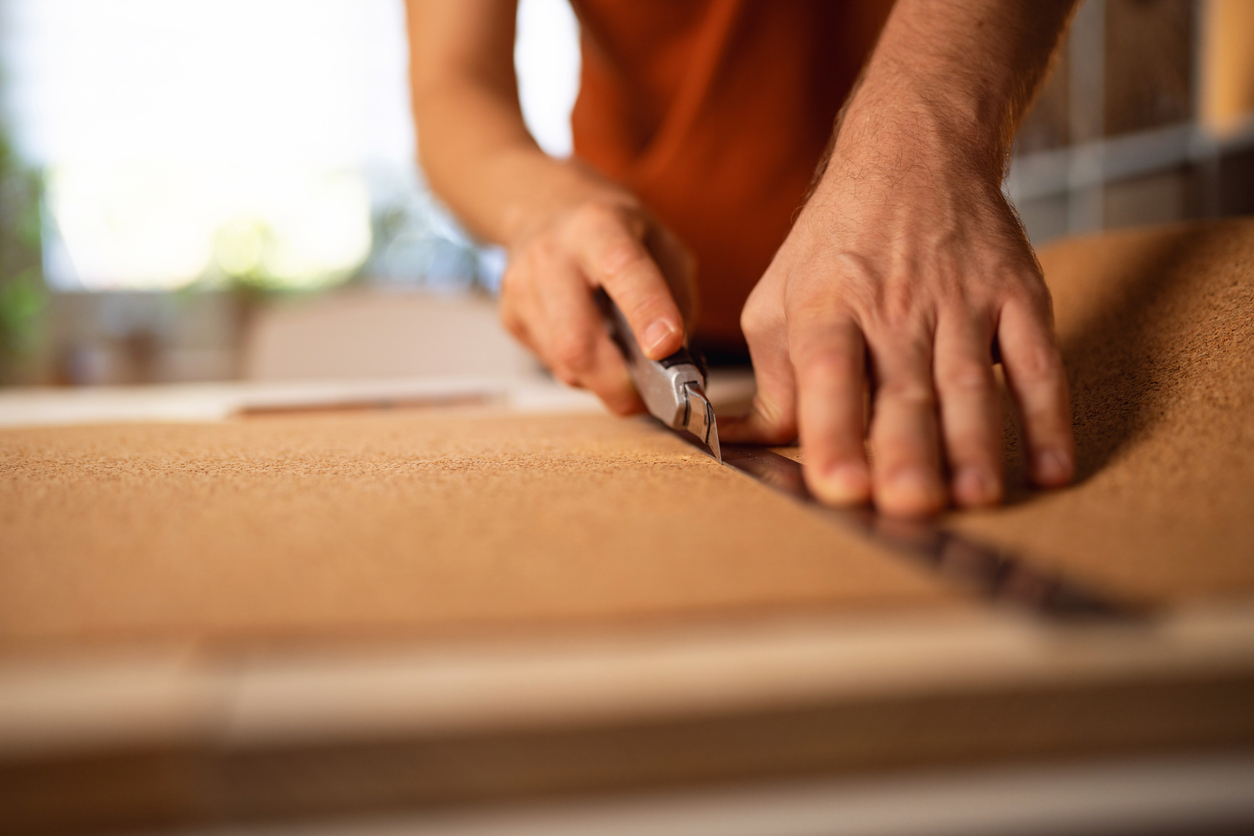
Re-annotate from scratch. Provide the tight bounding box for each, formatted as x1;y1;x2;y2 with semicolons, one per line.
681;385;721;463
719;444;1140;620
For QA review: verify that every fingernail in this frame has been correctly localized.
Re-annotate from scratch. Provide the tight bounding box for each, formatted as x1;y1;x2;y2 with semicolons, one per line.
643;320;678;355
1034;448;1073;486
882;468;943;516
813;462;870;505
954;465;1000;507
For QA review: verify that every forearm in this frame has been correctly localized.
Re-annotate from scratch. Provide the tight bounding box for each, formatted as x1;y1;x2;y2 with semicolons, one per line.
406;0;617;246
831;0;1078;180
413;80;601;244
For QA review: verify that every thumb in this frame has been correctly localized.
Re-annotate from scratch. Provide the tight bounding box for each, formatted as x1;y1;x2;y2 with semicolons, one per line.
573;206;685;361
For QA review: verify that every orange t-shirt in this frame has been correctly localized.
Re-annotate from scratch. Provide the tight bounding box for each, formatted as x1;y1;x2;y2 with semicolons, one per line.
569;0;892;352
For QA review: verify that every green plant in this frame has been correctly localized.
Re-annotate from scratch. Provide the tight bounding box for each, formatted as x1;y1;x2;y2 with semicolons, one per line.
0;127;45;382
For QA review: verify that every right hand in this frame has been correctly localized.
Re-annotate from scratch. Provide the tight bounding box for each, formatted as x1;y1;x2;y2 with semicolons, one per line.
500;192;697;414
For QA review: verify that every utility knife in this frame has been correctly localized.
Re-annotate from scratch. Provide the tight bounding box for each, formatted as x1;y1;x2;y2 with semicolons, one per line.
598;289;721;463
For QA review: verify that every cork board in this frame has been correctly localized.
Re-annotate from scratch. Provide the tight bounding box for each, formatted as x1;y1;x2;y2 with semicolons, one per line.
2;218;1253;650
950;218;1254;606
0;412;958;650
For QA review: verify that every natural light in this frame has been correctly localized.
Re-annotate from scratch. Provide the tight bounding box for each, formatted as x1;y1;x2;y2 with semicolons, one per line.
0;0;580;292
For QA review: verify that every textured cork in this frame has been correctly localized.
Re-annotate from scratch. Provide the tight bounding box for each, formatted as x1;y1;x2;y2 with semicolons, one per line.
0;412;956;649
949;218;1254;605
2;219;1252;650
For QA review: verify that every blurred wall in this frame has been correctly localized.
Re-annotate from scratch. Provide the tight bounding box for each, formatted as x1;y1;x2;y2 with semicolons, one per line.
2;0;1253;388
1009;0;1254;245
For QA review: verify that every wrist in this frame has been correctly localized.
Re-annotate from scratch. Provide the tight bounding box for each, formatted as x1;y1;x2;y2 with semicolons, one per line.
498;156;637;249
835;73;1011;185
824;0;1078;187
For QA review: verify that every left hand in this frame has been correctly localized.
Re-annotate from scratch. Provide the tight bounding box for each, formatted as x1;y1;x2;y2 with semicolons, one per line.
721;101;1075;517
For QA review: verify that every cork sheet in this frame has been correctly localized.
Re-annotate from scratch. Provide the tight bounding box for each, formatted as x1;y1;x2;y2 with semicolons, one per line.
0;412;959;649
951;218;1254;606
1;219;1253;649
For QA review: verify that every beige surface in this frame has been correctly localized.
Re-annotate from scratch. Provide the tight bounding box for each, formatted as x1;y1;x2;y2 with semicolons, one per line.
243;290;539;382
0;411;956;650
950;219;1254;606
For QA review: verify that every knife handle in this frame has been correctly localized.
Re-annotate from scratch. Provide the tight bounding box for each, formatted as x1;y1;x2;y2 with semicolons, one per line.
595;288;707;426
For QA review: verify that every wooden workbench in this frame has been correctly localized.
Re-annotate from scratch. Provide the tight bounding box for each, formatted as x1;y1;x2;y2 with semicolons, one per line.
2;220;1253;835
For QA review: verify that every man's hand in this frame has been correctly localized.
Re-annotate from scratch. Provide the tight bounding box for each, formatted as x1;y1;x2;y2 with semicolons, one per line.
722;0;1078;517
406;0;693;413
500;191;695;414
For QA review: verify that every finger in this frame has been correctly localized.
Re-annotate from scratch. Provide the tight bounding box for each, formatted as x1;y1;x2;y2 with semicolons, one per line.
582;331;648;415
571;206;684;360
720;299;798;445
536;267;645;415
933;313;1003;508
499;255;547;356
998;295;1074;487
867;332;947;517
792;317;871;506
498;291;539;356
644;222;699;330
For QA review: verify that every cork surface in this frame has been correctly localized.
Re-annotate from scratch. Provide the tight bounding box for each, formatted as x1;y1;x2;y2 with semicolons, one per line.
0;412;956;649
950;218;1254;605
2;219;1252;649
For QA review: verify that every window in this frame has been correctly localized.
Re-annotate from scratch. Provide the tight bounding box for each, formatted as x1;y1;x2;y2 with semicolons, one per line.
1;0;580;292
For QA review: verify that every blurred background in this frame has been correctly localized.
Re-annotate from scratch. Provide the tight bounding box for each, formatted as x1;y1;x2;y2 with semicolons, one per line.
0;0;1250;388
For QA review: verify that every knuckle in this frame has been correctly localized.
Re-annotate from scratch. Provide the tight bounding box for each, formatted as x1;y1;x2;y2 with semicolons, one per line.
496;290;527;337
574;200;640;242
936;361;993;394
829;253;911;323
513;235;549;265
598;240;648;281
551;330;597;376
501;250;545;296
877;379;936;408
740;287;787;343
573;199;620;229
740;304;771;342
861;281;928;335
499;263;523;297
881;283;918;328
529;236;559;264
568;201;654;278
1006;274;1055;319
1020;281;1054;315
1015;343;1064;382
1021;273;1050;300
498;307;525;340
796;349;859;386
